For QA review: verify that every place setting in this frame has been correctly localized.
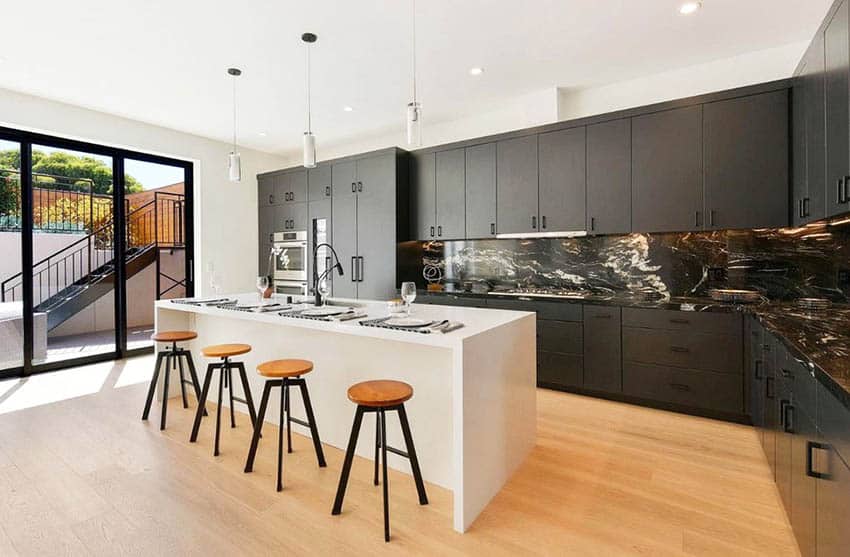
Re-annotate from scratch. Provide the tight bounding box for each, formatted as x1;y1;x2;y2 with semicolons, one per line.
359;283;464;334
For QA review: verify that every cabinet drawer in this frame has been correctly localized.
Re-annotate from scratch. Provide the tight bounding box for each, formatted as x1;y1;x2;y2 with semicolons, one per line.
818;381;850;465
487;297;582;321
583;305;622;393
538;320;583;354
778;345;817;420
539;351;583;388
623;362;743;414
622;307;742;335
623;327;743;374
428;294;486;308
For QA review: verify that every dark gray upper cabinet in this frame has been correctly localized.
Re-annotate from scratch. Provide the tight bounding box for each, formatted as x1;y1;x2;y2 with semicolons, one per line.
308;164;332;202
583;305;622;393
259;175;275;207
538;127;586;232
355;154;398;300
331;160;357;199
465;142;497;239
496;135;539;235
275;171;306;205
804;35;827;223
586;118;631;235
631;105;704;233
435;148;466;240
258;205;275;245
704;90;789;230
825;0;850;217
277;202;307;232
331;161;359;299
410;152;436;240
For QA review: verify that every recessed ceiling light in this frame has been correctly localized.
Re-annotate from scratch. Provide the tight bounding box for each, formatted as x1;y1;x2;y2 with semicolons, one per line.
679;2;702;15
469;67;484;76
258;132;267;137
343;106;354;112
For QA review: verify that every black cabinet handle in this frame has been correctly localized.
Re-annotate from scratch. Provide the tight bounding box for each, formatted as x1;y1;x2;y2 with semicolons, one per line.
269;194;275;204
592;314;612;319
766;376;775;399
807;441;831;479
490;223;496;235
803;197;810;216
670;383;691;392
350;256;356;281
845;176;850;203
590;216;595;231
694;211;700;228
784;403;795;434
754;360;764;380
709;209;716;227
838;178;845;204
437;225;442;237
430;226;435;238
669;318;690;325
669;346;690;353
269;233;273;242
780;367;793;379
541;215;547;230
531;216;537;230
351;182;356;193
357;181;363;192
798;199;804;219
357;256;364;282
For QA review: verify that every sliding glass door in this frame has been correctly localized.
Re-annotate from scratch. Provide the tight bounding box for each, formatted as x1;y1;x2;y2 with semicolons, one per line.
0;127;193;377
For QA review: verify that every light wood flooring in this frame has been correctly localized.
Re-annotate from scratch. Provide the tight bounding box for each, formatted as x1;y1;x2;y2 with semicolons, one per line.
0;355;799;556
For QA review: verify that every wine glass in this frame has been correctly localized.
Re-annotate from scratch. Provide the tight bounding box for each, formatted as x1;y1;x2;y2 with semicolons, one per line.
209;272;221;296
401;282;417;317
256;276;269;304
318;278;330;306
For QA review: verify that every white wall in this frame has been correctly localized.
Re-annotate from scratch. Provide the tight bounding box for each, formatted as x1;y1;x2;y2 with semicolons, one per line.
0;87;287;296
557;42;808;121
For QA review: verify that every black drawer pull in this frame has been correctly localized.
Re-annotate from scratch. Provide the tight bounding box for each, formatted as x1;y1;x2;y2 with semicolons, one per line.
592;314;612;319
784;403;795;434
754;360;764;380
780;367;793;379
490;223;496;235
807;441;831;480
670;383;691;392
766;376;775;399
669;318;690;325
669;346;689;353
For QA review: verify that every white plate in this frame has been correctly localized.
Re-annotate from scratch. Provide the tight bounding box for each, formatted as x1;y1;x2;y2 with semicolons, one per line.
384;317;433;328
300;306;350;317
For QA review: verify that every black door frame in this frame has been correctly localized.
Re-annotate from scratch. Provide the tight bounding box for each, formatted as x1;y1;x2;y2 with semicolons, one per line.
0;125;194;378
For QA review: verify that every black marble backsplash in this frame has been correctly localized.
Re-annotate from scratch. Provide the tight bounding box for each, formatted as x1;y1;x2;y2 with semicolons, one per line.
398;222;850;302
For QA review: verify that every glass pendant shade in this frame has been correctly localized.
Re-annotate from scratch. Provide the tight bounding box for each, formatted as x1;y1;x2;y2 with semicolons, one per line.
407;101;422;147
228;151;241;182
303;132;317;168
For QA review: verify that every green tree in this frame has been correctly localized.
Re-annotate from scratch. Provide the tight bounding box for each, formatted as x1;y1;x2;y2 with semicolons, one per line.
0;149;143;194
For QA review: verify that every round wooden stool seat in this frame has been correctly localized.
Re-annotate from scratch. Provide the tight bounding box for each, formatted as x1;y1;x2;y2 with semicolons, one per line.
257;359;313;378
347;380;413;408
201;343;252;358
151;330;197;343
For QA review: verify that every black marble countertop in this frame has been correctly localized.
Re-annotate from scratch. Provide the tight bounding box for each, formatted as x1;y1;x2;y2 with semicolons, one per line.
418;289;850;409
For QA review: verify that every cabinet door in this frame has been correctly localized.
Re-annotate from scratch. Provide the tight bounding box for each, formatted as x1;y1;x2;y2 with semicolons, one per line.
308;199;333;295
632;105;703;233
583;305;622;393
762;339;778;476
816;435;850;557
587;118;631;235
259;242;271;277
805;34;827;222
276;203;307;232
825;0;850;217
704;91;789;230
496;135;539;234
465;143;497;239
332;160;358;199
793;70;809;227
538;127;586;232
356;154;397;300
435;148;466;240
259;175;275;207
287;170;308;204
308;164;332;202
791;408;818;557
259;205;275;245
410;152;436;240
274;173;289;206
331;192;358;299
748;320;766;435
538;352;583;389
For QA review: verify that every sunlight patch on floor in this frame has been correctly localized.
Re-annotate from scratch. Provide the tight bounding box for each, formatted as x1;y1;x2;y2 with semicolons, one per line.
113;355;155;389
0;361;114;414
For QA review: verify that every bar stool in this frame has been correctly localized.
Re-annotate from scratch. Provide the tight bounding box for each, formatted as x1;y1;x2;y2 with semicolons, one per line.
244;359;326;492
189;343;259;456
142;330;205;430
331;380;428;542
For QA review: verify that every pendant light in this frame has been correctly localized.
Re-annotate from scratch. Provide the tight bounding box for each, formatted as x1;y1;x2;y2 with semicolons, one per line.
406;0;422;146
227;67;242;182
302;32;318;168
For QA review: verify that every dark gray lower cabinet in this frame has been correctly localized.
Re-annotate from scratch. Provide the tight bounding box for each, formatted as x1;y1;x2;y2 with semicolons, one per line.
816;432;850;557
582;306;622;392
538;351;583;388
791;407;818;557
623;363;743;414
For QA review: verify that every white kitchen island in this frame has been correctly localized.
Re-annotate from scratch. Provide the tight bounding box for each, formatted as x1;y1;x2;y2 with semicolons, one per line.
155;294;536;533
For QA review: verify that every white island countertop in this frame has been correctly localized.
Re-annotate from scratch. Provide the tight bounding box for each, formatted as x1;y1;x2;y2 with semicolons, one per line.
155;293;537;533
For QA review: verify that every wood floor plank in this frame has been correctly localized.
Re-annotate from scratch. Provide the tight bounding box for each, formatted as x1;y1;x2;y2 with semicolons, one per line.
0;355;799;556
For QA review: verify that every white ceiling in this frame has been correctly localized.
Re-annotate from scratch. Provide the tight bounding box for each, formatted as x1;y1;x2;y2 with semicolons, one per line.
0;0;832;156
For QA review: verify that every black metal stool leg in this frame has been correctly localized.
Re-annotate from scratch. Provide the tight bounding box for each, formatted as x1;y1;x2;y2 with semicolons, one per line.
381;408;390;542
398;404;428;505
177;349;189;409
374;411;381;486
214;366;224;456
227;364;236;428
160;354;171;430
183;350;207;416
332;406;365;515
277;380;285;492
284;380;292;453
235;362;259;429
297;379;326;467
244;381;272;473
189;363;217;442
142;351;166;421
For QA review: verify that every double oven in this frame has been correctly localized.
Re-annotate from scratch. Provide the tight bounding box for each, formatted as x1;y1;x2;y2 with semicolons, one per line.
271;231;308;295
